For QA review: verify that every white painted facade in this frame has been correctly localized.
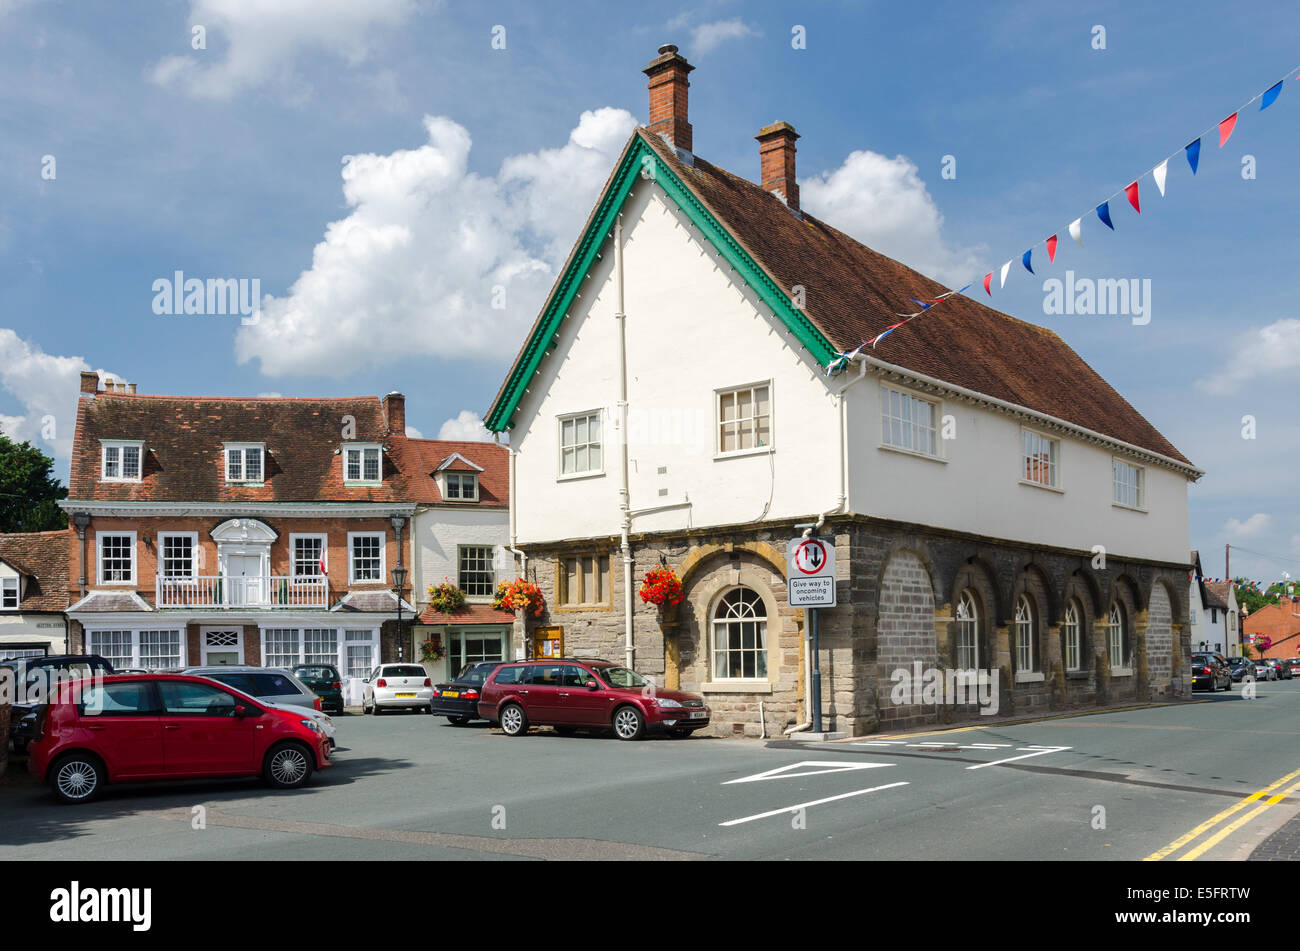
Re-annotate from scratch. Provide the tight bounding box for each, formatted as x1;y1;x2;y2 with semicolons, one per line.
0;560;66;656
508;178;1195;565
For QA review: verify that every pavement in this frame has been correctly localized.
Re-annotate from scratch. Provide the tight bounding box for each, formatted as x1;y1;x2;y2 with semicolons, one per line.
3;679;1299;861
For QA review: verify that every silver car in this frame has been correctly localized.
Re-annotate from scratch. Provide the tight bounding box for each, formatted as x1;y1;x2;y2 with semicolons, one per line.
181;666;336;746
362;663;433;714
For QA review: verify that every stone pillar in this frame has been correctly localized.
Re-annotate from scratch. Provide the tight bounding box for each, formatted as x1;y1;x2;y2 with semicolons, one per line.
1045;624;1066;709
1134;607;1151;699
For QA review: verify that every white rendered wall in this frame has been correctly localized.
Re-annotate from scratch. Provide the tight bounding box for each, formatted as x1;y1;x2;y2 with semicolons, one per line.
411;506;510;607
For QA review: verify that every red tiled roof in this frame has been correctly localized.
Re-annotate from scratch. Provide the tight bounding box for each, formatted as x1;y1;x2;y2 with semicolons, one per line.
0;530;69;611
637;131;1192;467
416;602;511;626
390;438;508;506
1204;582;1233;611
69;394;414;503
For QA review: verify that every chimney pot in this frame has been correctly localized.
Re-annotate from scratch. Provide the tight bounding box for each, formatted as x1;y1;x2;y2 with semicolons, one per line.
79;371;99;395
643;45;694;153
756;121;801;213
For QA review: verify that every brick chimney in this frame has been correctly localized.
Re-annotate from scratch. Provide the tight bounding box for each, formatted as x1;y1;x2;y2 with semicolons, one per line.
756;121;800;213
79;371;99;395
383;391;406;435
643;44;694;153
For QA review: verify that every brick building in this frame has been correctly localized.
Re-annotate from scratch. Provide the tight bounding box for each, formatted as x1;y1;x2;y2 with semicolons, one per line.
1243;599;1300;659
483;47;1201;737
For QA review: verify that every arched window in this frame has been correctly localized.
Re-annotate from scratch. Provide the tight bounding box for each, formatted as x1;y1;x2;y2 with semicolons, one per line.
1062;600;1083;672
955;590;979;670
1107;603;1127;669
1015;595;1036;673
712;587;767;680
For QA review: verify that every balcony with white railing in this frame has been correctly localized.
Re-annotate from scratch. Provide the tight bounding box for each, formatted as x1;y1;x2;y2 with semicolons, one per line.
155;575;330;610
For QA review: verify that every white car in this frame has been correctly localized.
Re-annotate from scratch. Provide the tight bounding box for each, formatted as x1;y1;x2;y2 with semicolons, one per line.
362;663;433;714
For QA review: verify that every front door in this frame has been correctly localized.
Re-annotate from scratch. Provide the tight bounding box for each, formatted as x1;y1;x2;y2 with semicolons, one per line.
201;628;243;666
226;554;263;606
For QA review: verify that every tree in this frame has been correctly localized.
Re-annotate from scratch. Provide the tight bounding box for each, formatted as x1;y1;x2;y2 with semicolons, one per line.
0;432;67;532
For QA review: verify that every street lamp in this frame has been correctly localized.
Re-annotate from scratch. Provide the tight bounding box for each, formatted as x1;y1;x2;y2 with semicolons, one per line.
392;564;408;663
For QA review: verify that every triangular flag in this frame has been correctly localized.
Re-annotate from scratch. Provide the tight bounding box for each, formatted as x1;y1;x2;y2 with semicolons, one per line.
1068;217;1083;246
1186;138;1201;174
1153;160;1168;197
1218;112;1238;147
1022;249;1034;274
1125;181;1140;213
1096;201;1114;230
983;272;993;296
1046;234;1057;262
1261;81;1283;110
999;260;1011;288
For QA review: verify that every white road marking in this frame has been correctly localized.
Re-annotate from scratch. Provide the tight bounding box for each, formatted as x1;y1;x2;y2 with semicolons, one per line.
854;740;907;746
719;782;910;826
722;761;894;784
966;746;1072;770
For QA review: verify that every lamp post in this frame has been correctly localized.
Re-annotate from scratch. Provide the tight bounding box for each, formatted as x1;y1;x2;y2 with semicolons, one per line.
392;564;408;663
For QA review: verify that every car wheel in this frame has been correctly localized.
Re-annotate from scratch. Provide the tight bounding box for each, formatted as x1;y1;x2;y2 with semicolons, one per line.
447;716;470;726
50;753;105;804
1224;678;1231;691
499;703;529;736
371;701;383;715
264;742;314;789
612;705;645;741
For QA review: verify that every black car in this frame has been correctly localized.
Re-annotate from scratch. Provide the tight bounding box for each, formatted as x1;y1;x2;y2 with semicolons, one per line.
430;662;507;725
3;654;116;753
292;663;345;713
1192;652;1231;692
1225;656;1254;682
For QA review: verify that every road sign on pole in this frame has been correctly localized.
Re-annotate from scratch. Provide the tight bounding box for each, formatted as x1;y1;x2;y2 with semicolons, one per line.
786;537;836;607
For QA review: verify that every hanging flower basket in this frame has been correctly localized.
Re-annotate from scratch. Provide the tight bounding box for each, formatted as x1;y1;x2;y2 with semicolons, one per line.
420;636;447;661
639;565;683;607
493;578;545;617
427;579;466;618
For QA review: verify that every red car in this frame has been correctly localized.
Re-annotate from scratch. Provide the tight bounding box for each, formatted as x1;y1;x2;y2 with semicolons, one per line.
477;659;710;740
28;673;331;803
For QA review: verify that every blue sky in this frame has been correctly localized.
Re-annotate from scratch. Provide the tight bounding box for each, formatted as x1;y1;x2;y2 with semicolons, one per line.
1;0;1298;584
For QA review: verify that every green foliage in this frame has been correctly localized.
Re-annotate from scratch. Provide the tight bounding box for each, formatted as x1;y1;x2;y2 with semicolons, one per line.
1232;576;1299;615
0;432;67;532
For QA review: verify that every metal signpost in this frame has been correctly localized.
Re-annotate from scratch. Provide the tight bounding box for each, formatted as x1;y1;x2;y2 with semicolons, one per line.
787;535;836;734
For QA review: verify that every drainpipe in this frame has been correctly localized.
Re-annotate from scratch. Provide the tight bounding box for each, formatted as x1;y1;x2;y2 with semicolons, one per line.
614;216;634;671
508;447;527;658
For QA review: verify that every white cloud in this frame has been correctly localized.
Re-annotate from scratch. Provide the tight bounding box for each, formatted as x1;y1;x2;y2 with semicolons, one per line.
1225;513;1272;539
256;391;283;398
236;107;638;376
1197;318;1300;395
800;150;982;287
404;424;423;438
0;329;120;464
437;410;494;443
689;18;759;53
149;0;414;100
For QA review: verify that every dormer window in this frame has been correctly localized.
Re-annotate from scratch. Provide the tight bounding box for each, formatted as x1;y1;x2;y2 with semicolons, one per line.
224;443;265;483
445;472;478;501
1;576;18;609
101;441;144;482
344;444;382;485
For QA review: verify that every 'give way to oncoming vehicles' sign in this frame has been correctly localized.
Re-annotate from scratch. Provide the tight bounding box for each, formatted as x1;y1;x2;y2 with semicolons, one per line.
786;537;836;607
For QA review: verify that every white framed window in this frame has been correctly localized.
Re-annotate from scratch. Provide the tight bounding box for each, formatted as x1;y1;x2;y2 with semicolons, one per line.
86;629;182;670
1113;459;1145;509
711;587;768;680
264;628;301;668
445;472;479;501
344;629;376;678
881;385;939;457
445;630;507;677
716;382;772;455
458;545;495;598
1021;429;1059;488
955;590;979;670
559;411;603;477
97;531;136;585
1107;603;1128;670
1015;595;1036;672
138;630;183;669
158;532;198;580
348;532;385;583
343;444;383;484
1063;600;1083;672
291;534;328;579
1;577;18;609
101;441;144;482
87;630;133;669
304;628;338;666
224;443;265;483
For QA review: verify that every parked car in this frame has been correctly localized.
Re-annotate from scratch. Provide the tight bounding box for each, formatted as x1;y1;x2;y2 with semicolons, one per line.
27;673;331;803
179;666;335;748
477;658;710;740
1226;657;1254;682
430;662;507;725
3;654;116;754
1191;652;1232;692
1285;658;1300;678
1265;658;1292;681
362;664;433;714
1252;659;1276;681
291;664;345;713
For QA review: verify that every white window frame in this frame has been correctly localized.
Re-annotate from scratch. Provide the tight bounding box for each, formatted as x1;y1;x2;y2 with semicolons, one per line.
1020;428;1061;491
955;590;979;670
157;531;199;580
0;576;19;610
1112;458;1146;511
100;440;144;483
710;586;769;682
1014;595;1043;681
223;443;265;484
290;533;329;580
879;384;943;460
343;443;383;485
344;629;379;679
96;531;137;586
557;410;604;480
347;532;386;585
87;628;185;670
1108;603;1131;674
1063;601;1083;673
715;380;774;458
458;545;496;600
444;472;479;501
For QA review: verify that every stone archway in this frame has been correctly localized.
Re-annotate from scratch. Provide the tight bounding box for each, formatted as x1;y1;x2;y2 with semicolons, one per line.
876;550;938;731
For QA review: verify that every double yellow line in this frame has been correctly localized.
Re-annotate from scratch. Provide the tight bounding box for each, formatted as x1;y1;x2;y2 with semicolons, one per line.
1145;766;1300;861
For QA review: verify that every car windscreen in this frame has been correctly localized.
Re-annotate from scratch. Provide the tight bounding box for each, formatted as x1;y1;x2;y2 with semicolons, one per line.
1192;655;1211;663
385;666;427;678
294;666;337;681
454;664;496;685
243;673;305;696
594;666;650;688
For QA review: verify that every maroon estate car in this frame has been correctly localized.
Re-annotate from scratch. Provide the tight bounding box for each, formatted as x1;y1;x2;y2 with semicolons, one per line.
477;659;710;740
28;673;331;803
